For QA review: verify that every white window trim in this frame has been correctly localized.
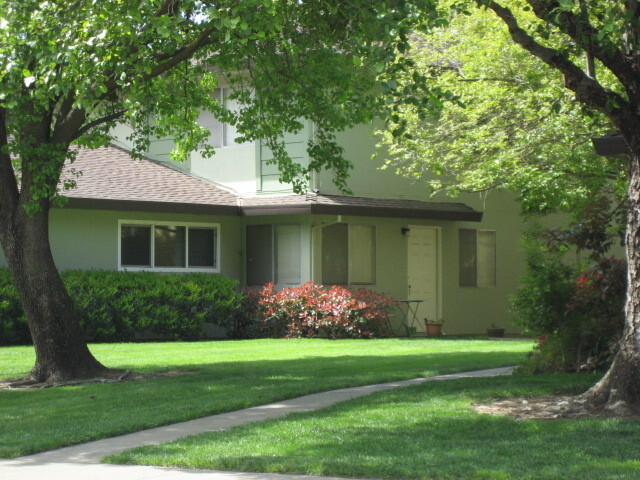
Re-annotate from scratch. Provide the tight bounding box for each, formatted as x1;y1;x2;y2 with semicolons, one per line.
118;219;221;273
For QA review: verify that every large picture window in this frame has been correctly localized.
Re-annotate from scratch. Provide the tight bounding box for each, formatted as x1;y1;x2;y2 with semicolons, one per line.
459;229;496;287
322;224;376;285
246;224;301;286
119;221;219;272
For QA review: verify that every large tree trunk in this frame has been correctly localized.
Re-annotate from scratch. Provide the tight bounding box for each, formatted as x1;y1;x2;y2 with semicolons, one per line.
578;135;640;415
0;207;107;383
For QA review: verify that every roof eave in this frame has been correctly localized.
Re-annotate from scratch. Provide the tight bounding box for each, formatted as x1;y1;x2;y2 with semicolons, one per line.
64;197;241;216
241;203;483;221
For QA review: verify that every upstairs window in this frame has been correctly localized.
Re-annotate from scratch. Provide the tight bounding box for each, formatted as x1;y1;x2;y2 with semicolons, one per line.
119;221;219;272
322;224;376;285
459;229;496;287
198;87;252;148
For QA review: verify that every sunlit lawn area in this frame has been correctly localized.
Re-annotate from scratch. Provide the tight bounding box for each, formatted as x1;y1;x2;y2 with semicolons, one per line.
105;373;640;480
0;337;531;458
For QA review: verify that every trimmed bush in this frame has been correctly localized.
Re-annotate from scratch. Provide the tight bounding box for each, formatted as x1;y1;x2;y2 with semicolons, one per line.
0;269;242;345
236;282;394;339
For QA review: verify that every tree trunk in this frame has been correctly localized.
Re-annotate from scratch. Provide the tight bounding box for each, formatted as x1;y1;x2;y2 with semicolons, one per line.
0;207;107;383
579;135;640;415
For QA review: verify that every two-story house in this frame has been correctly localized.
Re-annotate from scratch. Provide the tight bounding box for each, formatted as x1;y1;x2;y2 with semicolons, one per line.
1;92;528;336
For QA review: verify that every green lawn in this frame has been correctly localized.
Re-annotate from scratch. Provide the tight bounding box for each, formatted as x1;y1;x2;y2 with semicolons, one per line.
105;373;640;480
0;338;531;458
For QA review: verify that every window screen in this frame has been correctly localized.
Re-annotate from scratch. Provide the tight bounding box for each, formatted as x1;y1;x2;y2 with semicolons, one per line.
246;225;274;285
275;224;301;285
459;229;478;287
120;223;217;270
121;225;151;267
322;224;375;285
322;224;349;285
459;229;496;287
154;225;186;267
477;230;496;287
349;225;376;284
189;228;217;267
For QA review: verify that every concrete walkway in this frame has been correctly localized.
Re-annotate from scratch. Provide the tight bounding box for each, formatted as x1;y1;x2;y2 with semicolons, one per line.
0;366;514;480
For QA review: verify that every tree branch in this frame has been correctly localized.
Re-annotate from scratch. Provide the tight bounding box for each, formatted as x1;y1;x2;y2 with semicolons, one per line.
143;27;216;81
482;1;631;128
70;109;127;142
526;0;636;87
155;0;181;16
623;0;640;53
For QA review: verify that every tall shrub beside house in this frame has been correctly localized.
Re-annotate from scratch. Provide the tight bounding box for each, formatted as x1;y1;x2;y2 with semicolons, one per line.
513;216;626;373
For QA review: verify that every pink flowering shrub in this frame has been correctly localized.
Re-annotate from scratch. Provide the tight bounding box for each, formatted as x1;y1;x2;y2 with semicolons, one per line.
238;282;394;339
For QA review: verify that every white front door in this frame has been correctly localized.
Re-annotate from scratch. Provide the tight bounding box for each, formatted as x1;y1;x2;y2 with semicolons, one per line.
407;226;439;333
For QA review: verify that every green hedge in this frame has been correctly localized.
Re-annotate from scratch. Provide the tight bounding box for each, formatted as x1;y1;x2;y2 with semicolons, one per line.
0;269;242;345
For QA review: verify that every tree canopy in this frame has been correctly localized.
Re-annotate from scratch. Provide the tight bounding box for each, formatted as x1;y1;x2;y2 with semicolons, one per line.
0;0;440;383
0;0;437;204
378;0;627;213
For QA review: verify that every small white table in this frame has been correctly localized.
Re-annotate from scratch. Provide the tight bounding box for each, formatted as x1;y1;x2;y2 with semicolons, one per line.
394;299;424;337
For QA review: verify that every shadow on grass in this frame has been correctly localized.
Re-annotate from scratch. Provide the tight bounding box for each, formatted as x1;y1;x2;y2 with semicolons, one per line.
115;375;633;480
0;348;528;458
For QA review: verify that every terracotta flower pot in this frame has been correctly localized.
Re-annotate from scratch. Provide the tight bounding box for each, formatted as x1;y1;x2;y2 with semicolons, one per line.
425;321;444;337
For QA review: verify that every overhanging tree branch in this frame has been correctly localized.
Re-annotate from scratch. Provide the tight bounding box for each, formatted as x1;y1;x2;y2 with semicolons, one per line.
482;0;631;128
70;109;127;142
525;0;636;87
54;25;217;144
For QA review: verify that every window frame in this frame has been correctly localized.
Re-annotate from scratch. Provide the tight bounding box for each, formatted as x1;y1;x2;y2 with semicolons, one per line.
321;223;377;286
118;219;221;273
208;87;253;149
458;228;496;288
245;223;302;286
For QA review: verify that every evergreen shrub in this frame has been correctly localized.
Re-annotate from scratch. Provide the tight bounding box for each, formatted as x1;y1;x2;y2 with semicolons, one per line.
513;221;626;373
0;269;241;344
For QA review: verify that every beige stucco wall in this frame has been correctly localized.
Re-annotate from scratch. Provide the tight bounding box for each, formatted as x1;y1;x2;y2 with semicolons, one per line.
307;192;525;336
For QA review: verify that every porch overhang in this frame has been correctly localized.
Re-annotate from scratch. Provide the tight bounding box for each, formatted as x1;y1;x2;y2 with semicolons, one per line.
241;194;483;222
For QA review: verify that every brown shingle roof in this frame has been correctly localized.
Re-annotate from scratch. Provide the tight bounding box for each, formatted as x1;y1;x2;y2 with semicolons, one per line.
63;145;240;215
61;145;482;221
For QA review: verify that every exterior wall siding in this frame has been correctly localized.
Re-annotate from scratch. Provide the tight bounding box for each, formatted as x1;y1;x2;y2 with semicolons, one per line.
0;208;244;281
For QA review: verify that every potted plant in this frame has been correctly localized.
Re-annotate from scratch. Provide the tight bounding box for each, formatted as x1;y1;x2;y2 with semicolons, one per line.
425;318;444;337
487;323;505;338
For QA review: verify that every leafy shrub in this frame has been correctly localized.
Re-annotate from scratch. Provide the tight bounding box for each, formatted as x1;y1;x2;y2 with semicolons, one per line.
0;269;29;345
513;221;626;373
236;282;394;339
0;269;242;345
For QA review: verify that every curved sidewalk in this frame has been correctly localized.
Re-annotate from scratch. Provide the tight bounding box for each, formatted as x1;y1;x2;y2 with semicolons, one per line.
0;366;514;480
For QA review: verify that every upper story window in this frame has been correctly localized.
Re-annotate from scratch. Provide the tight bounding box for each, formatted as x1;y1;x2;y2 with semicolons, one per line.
198;87;253;149
246;224;301;286
322;223;376;285
119;220;219;272
459;229;496;287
